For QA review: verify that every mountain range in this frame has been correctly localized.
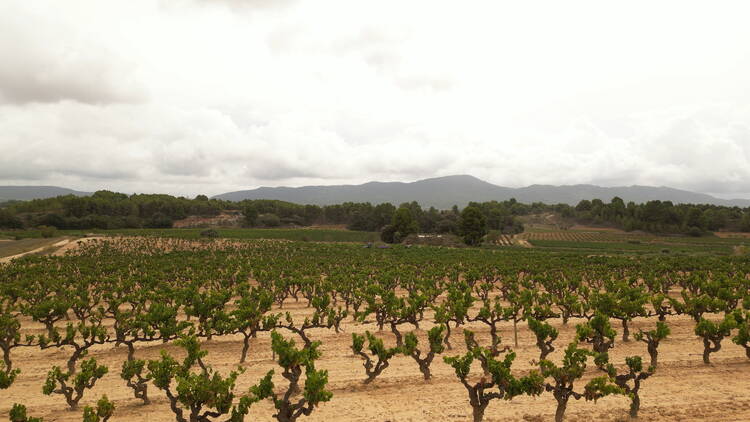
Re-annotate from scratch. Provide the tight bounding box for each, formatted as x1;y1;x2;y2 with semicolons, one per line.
2;177;748;209
0;186;91;202
212;175;750;209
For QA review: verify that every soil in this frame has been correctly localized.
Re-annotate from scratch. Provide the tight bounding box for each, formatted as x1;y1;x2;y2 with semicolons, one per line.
3;301;749;422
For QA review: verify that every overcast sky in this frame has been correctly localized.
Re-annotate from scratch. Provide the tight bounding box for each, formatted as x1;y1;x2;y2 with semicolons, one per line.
2;1;750;198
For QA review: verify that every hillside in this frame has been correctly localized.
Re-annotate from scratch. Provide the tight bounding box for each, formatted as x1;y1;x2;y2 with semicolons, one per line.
214;175;750;209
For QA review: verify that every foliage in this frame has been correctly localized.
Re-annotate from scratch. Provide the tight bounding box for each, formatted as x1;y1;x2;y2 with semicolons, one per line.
351;331;400;384
250;331;332;422
444;330;544;422
459;206;487;246
8;404;43;422
82;395;115;422
42;358;108;410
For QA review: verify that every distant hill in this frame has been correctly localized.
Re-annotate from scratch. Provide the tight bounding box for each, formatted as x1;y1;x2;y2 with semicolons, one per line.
0;186;91;202
214;175;750;209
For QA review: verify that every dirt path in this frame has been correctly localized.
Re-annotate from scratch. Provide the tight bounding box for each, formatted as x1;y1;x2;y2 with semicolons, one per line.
0;236;107;264
0;238;71;264
51;237;105;256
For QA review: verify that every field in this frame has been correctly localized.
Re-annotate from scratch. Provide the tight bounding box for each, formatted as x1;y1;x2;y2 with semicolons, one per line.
1;236;750;422
1;228;379;243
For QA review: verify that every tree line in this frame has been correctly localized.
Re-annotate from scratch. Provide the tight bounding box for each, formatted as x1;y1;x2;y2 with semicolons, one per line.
2;190;749;236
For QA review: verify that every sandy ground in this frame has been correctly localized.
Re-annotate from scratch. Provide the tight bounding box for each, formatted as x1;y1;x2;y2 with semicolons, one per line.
51;237;105;256
3;297;750;422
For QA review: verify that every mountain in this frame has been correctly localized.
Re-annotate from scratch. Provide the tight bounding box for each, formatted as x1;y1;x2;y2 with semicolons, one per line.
214;175;750;209
0;186;91;202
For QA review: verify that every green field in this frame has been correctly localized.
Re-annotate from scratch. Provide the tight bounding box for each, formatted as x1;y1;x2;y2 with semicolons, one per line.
2;226;747;257
2;228;379;243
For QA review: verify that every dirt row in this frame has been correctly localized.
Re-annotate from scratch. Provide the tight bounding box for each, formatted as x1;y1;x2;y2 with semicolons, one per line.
4;299;750;422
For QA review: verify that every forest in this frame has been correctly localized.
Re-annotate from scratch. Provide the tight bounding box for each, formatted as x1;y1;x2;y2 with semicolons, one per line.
1;191;749;237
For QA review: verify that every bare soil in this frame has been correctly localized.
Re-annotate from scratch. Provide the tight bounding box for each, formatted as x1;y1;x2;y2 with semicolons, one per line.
4;300;750;422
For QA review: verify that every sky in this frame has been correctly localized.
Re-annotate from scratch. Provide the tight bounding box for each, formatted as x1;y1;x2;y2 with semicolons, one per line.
2;0;750;198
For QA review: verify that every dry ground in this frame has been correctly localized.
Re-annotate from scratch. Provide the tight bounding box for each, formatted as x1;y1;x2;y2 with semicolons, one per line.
3;298;750;422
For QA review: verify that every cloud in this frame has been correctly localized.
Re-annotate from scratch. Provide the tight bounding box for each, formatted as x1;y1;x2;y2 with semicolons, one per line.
1;0;750;198
0;3;146;105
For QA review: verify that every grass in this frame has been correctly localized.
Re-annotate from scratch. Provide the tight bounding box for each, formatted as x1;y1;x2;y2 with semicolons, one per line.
0;237;68;258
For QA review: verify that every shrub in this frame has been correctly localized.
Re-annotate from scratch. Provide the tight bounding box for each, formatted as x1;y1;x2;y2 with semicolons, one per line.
527;317;558;361
444;331;544;422
147;335;255;422
401;326;445;380
200;229;219;238
42;358;108;410
258;213;281;227
251;331;332;422
351;331;400;384
38;226;56;238
634;321;670;368
695;313;737;364
9;404;43;422
82;395;115;422
540;343;624;422
380;224;397;243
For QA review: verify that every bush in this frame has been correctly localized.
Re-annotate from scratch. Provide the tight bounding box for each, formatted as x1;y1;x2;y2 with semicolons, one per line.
686;226;703;237
200;229;219;238
258;213;281;227
38;226;56;238
380;224;397;243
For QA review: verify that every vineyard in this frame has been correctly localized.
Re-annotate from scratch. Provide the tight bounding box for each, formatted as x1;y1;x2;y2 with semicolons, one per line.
1;237;750;421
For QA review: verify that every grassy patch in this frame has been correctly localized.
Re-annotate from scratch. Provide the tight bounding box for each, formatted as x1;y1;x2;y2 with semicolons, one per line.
0;237;67;258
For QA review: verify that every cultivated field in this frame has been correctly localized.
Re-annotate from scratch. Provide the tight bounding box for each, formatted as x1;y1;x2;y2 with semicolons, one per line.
1;237;749;422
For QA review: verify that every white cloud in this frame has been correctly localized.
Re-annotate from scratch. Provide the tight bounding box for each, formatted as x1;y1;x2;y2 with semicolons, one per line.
1;0;750;198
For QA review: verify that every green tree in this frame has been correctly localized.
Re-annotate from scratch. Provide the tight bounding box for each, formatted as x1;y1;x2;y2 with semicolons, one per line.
351;331;400;384
459;206;487;246
444;330;544;422
82;395;115;422
242;205;259;227
9;404;43;422
401;326;445;380
390;207;419;243
251;331;332;422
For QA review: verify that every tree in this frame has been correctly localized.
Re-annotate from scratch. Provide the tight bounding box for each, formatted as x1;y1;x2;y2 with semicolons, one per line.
401;326;445;380
229;287;277;363
459;206;487;246
695;314;737;364
599;355;653;419
634;321;670;368
540;343;623;422
390;207;419;243
82;395;115;422
250;331;332;422
242;205;259;227
732;310;750;359
528;317;558;361
351;331;400;384
444;330;544;422
576;313;616;363
147;335;255;422
8;404;43;422
0;305;27;389
42;358;108;410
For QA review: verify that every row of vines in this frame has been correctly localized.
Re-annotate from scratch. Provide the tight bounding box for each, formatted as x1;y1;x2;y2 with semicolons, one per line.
1;238;749;421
